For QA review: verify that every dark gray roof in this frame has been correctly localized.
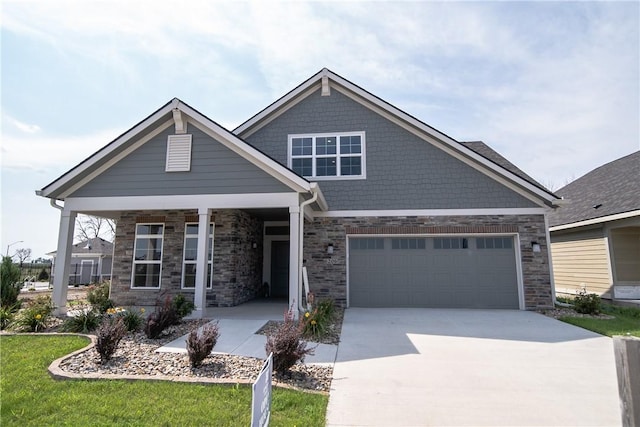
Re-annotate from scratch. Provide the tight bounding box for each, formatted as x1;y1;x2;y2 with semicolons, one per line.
548;151;640;227
48;237;113;256
460;141;551;194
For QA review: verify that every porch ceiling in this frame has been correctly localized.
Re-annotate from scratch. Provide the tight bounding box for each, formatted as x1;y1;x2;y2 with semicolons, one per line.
242;208;289;221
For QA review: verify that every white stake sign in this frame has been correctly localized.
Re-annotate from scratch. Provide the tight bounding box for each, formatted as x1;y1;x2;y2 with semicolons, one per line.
251;352;273;427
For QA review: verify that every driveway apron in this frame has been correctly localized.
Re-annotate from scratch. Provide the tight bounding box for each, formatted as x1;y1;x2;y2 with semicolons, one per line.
326;308;621;427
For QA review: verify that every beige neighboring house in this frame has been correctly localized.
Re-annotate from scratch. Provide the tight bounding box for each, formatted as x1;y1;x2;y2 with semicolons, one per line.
47;237;114;286
549;151;640;300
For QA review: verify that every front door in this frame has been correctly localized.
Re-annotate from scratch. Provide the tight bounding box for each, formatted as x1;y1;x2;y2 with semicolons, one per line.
270;241;289;298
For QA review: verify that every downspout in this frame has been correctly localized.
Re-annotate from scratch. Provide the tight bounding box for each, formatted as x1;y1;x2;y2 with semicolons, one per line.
298;185;319;314
50;199;64;211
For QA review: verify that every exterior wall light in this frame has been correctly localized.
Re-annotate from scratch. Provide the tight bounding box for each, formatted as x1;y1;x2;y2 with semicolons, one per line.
327;243;334;254
531;242;541;253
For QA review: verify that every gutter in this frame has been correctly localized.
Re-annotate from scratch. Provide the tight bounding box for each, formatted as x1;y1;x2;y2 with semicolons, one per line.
297;184;320;313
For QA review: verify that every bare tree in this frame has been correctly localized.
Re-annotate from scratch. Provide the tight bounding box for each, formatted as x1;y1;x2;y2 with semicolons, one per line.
15;248;32;267
75;215;116;242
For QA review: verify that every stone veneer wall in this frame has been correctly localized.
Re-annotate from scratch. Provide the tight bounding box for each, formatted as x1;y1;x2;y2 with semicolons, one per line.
303;215;553;309
110;209;263;307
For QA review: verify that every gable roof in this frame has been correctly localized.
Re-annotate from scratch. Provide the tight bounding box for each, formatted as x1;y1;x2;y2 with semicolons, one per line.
47;237;113;256
234;68;560;208
38;99;315;200
549;150;640;228
460;141;550;194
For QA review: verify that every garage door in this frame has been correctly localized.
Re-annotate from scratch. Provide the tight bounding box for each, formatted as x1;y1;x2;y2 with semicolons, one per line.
348;236;519;308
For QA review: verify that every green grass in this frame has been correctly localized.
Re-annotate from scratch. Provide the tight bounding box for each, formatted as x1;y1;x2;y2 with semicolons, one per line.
1;335;327;426
560;303;640;338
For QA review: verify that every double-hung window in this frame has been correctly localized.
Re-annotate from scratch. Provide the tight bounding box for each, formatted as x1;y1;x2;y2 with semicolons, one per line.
288;132;365;179
182;223;214;289
132;224;164;288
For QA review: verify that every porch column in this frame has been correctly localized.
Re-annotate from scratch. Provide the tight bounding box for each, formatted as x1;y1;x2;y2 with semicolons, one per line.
289;206;300;318
52;209;76;315
193;207;210;318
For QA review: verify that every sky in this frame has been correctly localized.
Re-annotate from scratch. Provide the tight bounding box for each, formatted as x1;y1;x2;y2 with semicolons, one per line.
1;0;639;260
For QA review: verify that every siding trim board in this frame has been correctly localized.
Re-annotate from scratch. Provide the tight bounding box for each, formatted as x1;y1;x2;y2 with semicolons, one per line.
550;210;640;232
64;193;301;212
314;208;547;218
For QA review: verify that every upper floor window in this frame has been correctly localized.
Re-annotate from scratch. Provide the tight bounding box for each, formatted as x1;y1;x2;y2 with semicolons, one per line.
288;132;366;179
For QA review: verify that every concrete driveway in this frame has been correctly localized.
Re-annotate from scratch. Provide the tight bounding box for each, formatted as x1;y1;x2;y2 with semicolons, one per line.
326;309;621;427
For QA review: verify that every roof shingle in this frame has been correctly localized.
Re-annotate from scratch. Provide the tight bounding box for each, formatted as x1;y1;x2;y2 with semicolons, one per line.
548;151;640;227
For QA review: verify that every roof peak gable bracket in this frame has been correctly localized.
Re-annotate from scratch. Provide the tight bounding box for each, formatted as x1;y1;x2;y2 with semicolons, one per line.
321;74;331;96
172;108;187;134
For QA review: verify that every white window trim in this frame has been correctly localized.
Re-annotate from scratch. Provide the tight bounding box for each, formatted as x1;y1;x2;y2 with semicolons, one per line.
131;223;164;289
287;131;366;180
182;222;214;290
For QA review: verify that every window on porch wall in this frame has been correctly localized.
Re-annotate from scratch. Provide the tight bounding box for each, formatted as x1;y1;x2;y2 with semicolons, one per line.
182;223;214;289
132;224;164;288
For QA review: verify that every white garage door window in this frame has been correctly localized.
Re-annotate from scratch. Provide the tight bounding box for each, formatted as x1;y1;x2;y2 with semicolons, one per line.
348;236;521;309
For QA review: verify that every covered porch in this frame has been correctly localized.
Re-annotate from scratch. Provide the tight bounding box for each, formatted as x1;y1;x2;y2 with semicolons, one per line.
49;188;326;317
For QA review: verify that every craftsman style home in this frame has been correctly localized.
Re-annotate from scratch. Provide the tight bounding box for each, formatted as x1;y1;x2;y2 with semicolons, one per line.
38;69;560;317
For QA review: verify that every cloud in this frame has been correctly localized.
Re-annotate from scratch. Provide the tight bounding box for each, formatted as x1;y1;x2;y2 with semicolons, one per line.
1;128;124;175
2;114;41;134
2;0;637;189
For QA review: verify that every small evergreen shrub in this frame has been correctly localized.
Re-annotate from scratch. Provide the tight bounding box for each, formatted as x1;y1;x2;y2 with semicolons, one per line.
1;256;21;308
144;296;178;339
87;281;114;313
95;316;127;364
574;288;601;315
266;309;314;374
173;294;195;319
186;321;220;368
62;309;102;333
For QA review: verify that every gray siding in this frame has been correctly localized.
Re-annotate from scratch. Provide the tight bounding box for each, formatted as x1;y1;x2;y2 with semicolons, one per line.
244;89;537;210
71;125;292;197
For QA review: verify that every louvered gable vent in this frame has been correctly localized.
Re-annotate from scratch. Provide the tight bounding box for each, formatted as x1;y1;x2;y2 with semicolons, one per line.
165;134;192;172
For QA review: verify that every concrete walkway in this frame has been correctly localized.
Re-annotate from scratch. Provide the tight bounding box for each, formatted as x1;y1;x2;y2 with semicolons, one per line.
327;308;621;427
157;300;337;365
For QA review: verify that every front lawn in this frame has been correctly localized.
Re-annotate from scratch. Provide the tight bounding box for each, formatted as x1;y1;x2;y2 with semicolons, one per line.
560;304;640;338
0;335;327;426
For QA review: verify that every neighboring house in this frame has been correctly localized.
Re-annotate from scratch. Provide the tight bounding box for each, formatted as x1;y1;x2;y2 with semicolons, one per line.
38;68;561;316
549;151;640;300
47;237;113;285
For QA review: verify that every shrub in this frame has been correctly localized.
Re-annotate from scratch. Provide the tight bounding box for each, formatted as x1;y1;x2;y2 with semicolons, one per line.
37;268;49;282
144;296;178;339
0;305;15;330
95;316;127;364
302;298;335;340
265;309;314;374
12;296;53;332
61;309;102;333
173;294;195;319
186;321;220;368
119;307;145;332
1;256;21;308
87;281;114;313
574;288;601;315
